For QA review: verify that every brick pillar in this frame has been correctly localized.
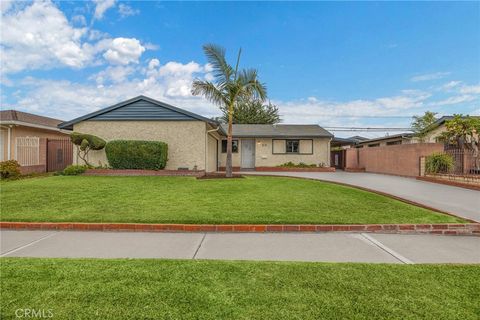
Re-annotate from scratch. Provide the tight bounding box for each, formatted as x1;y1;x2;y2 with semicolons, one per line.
419;156;425;176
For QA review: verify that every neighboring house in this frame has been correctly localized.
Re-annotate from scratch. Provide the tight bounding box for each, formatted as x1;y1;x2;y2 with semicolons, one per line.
0;110;71;173
355;133;414;148
58;96;333;172
420;116;479;143
355;115;480;148
331;136;369;149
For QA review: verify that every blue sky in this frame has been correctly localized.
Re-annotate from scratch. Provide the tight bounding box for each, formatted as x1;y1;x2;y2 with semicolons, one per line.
1;1;479;137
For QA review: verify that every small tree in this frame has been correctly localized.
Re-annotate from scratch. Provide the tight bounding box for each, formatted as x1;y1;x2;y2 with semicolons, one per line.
220;99;280;124
70;132;106;167
411;111;438;142
439;114;480;170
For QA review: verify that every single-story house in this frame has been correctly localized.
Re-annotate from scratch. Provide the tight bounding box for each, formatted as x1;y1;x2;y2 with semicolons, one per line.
58;96;333;172
355;133;414;148
1;110;71;173
354;116;480;148
331;136;369;149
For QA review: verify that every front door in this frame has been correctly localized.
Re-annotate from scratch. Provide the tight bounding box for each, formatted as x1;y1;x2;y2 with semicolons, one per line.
241;139;255;169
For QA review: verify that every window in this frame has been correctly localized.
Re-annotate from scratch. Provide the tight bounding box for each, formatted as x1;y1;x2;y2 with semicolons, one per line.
368;143;380;148
286;140;299;153
221;140;238;153
386;140;402;146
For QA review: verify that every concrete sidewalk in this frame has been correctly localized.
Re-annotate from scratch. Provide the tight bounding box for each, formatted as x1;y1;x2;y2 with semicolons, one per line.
244;171;480;222
1;230;479;264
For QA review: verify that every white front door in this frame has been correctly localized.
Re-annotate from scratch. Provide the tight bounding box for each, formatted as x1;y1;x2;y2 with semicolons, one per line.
241;139;255;169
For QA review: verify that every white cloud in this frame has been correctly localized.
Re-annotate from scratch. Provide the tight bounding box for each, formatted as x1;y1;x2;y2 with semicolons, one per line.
410;72;450;82
442;80;462;90
103;38;145;65
433;95;476;106
0;0;89;73
118;4;139;17
0;1;149;74
72;14;87;26
92;65;136;84
460;84;480;95
275;90;431;124
11;58;215;120
93;0;115;20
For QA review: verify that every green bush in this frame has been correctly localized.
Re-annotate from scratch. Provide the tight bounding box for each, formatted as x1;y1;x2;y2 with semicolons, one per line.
62;165;88;176
0;160;21;179
70;132;106;150
425;153;454;174
278;162;317;168
105;140;168;170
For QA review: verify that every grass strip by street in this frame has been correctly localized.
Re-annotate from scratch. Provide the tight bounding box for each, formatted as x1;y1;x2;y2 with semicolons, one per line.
0;176;464;224
1;258;479;319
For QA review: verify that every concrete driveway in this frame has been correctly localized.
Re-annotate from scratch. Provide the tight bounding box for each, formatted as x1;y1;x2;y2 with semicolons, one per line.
245;171;480;222
1;230;479;264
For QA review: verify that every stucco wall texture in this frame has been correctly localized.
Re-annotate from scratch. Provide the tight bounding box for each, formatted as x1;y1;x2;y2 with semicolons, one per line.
0;126;69;162
73;120;210;171
345;143;444;177
218;138;331;168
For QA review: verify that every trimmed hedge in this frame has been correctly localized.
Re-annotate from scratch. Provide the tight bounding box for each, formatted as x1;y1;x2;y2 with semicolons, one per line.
105;140;168;170
62;165;88;176
70;132;106;150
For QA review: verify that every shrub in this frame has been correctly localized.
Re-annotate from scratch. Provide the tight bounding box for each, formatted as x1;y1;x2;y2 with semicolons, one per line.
105;140;168;170
425;153;454;174
0;160;21;179
278;162;317;168
61;165;88;176
70;132;106;166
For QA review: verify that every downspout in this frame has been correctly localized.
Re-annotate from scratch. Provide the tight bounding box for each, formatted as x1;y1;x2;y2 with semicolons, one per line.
7;126;12;160
206;125;221;172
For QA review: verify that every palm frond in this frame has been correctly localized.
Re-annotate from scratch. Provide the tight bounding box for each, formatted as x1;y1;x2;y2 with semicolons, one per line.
238;69;267;101
191;80;228;106
203;44;233;84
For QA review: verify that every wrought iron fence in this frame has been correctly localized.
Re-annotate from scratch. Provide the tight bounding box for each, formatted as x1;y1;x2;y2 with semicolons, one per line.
443;146;479;175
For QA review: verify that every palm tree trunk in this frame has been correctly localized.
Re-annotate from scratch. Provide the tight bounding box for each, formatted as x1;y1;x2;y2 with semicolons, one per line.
226;102;234;177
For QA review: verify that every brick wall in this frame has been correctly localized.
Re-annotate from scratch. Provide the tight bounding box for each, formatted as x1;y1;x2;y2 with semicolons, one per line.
345;143;444;177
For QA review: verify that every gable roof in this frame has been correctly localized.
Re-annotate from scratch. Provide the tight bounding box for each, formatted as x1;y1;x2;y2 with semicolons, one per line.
220;124;333;138
357;133;414;145
1;110;65;131
58;95;219;130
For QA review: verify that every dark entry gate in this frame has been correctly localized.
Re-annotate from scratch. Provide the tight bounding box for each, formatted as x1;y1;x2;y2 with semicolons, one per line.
331;150;346;169
47;139;73;172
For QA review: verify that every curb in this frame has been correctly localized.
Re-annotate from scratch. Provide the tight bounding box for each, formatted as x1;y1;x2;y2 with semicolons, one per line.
416;176;480;191
1;222;479;236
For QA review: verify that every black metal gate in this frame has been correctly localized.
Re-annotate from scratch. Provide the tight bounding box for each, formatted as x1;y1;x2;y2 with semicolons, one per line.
47;139;73;172
331;150;346;169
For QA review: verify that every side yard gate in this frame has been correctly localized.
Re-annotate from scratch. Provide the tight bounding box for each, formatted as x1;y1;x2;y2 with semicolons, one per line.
47;139;73;172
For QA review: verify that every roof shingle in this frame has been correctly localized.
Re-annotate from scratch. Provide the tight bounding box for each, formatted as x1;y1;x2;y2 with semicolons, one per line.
0;110;64;128
220;124;333;138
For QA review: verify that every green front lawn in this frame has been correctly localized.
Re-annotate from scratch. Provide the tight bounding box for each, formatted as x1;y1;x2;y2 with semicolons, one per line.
1;258;478;319
0;176;462;224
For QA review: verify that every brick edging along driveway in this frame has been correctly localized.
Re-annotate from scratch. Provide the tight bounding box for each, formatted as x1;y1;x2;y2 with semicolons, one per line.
1;222;479;236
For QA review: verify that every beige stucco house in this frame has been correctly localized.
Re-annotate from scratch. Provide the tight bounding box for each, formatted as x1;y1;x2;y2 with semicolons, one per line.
59;96;333;172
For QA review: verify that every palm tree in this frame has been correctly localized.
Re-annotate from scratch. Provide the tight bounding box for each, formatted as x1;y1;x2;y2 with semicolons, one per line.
192;44;267;177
